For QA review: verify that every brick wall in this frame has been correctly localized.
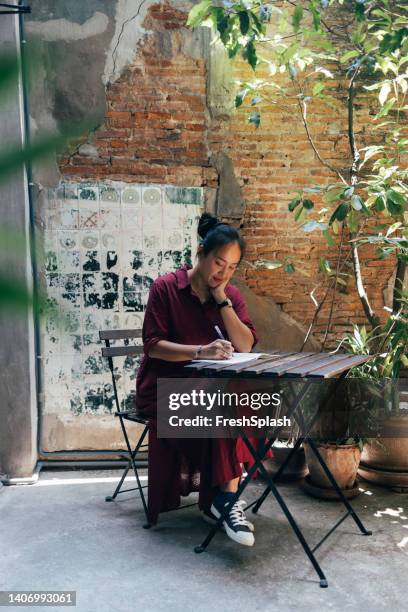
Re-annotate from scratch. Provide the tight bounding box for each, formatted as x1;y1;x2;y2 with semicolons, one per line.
60;2;395;349
60;4;217;189
208;55;396;347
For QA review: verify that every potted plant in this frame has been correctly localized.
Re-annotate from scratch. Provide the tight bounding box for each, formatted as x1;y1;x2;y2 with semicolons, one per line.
299;378;367;499
302;440;363;498
339;299;408;491
264;419;308;483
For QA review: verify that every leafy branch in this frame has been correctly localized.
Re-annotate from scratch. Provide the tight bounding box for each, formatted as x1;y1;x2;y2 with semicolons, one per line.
188;0;408;347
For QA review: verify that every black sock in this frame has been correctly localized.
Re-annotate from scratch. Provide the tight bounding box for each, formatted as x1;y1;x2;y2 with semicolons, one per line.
212;490;236;510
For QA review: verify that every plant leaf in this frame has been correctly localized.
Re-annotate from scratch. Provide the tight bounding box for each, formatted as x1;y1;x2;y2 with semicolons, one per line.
294;204;306;223
302;220;320;232
386;190;405;215
375;98;395;119
324;188;344;203
302;199;314;210
292;5;303;32
239;11;250;35
340;50;360;63
323;229;334;246
187;0;212;27
387;189;406;207
329;203;348;224
255;259;283;270
375;196;386;212
386;222;402;237
243;40;258;71
248;111;260;128
351;195;363;211
235;88;249;108
288;197;301;212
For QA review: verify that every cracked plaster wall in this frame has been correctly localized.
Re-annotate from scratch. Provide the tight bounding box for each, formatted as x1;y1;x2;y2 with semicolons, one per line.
25;1;212;453
25;1;320;455
0;11;37;478
26;0;217;184
26;0;161;183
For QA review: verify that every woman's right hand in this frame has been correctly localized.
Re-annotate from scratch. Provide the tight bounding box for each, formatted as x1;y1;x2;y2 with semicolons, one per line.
199;340;233;360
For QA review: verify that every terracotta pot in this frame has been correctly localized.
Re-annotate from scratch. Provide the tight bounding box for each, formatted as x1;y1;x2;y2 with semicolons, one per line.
358;409;408;490
303;442;361;490
263;444;307;482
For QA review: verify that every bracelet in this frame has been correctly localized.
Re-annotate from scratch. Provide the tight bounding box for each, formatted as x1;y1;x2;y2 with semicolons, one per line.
194;345;203;360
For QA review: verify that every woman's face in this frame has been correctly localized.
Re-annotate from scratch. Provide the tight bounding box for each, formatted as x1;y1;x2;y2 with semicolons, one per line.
199;241;242;289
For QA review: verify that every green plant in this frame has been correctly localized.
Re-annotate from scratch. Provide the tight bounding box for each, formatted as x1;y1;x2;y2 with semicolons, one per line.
300;380;370;449
338;292;408;419
0;52;92;313
341;295;408;378
188;0;408;347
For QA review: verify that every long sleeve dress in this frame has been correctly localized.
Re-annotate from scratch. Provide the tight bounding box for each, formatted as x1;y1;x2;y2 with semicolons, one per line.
136;264;267;525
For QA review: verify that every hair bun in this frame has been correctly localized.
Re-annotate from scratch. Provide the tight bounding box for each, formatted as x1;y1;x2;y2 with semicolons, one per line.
198;212;219;239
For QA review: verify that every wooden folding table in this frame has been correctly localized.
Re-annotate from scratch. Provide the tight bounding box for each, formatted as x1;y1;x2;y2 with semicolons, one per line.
185;351;372;588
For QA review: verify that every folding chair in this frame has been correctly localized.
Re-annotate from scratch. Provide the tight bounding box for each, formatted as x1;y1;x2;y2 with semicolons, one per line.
99;329;151;528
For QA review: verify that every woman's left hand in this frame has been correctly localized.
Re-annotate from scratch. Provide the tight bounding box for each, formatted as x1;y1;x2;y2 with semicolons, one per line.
210;279;228;303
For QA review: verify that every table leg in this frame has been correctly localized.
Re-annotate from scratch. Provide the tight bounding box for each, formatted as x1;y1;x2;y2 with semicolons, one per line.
249;436;304;514
305;438;372;536
242;435;329;588
194;458;261;554
251;380;315;514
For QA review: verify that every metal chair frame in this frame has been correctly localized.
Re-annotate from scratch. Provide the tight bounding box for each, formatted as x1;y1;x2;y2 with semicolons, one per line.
100;329;150;527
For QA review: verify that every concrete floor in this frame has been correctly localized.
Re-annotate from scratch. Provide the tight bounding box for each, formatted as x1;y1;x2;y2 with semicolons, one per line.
0;469;407;612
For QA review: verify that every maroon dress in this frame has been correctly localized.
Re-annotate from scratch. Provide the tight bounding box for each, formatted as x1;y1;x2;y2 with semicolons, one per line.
136;265;266;525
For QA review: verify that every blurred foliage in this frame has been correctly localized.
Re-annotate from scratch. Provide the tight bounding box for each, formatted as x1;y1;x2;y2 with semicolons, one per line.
0;51;91;314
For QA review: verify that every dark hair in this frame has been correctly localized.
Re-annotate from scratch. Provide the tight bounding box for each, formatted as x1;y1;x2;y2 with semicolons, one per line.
197;212;245;259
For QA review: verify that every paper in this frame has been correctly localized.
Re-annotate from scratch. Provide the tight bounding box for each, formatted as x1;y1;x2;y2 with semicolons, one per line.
192;352;271;365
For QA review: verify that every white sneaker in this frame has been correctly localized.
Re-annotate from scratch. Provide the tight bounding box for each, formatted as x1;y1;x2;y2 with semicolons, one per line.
203;501;254;532
210;499;255;547
235;500;255;531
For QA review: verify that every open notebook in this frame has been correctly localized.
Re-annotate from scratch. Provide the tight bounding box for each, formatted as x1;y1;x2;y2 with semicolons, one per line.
191;352;273;366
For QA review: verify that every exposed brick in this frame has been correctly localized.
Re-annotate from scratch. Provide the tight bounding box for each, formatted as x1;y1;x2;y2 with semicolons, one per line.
58;1;395;349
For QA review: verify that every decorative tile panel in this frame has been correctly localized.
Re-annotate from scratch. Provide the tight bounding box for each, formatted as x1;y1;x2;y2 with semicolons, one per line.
40;181;202;445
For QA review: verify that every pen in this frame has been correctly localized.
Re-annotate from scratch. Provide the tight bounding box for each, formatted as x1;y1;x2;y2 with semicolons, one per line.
214;326;234;358
214;325;226;340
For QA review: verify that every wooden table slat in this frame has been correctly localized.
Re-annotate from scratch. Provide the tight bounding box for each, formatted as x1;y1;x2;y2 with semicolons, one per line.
242;352;310;374
266;352;350;377
260;352;330;376
305;354;370;378
279;352;357;378
185;351;371;379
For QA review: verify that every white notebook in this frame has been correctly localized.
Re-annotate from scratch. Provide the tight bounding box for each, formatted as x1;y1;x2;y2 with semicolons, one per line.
192;352;273;365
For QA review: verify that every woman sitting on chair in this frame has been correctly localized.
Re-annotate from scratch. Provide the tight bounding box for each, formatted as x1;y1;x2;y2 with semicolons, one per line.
136;212;267;546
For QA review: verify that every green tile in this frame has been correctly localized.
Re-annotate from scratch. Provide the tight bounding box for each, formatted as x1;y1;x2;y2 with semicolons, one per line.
165;186;203;205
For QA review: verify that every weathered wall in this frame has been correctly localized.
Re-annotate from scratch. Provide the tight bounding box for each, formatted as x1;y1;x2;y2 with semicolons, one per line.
25;0;393;453
0;8;37;479
38;180;202;450
209;53;395;346
52;1;393;348
25;1;312;454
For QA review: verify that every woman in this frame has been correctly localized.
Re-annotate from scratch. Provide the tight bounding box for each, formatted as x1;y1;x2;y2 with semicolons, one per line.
136;212;263;546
